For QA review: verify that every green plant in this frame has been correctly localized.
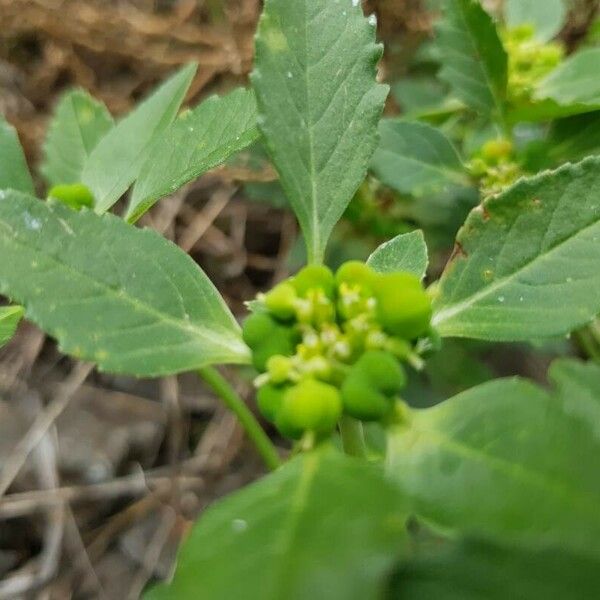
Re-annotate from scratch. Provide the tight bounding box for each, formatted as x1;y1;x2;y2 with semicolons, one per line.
1;0;600;598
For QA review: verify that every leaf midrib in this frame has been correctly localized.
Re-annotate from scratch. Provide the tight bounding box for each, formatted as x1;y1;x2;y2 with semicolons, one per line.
432;213;600;327
0;215;243;356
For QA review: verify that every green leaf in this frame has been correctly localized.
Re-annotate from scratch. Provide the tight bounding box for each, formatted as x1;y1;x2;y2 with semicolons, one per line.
432;157;600;341
370;120;469;197
437;0;507;118
546;111;600;164
127;88;259;222
505;0;566;42
536;48;600;108
41;89;114;188
386;365;600;557
0;305;23;348
251;0;388;263
389;538;600;600
147;449;407;600
0;116;35;195
82;63;197;214
368;231;428;279
0;191;249;376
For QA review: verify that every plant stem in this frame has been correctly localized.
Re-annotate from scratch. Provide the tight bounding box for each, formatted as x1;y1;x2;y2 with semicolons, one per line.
574;327;600;364
339;416;367;458
197;366;281;471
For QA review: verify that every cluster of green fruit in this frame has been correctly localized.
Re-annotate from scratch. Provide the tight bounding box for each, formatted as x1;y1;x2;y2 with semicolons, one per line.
502;24;564;103
242;262;433;441
469;138;523;196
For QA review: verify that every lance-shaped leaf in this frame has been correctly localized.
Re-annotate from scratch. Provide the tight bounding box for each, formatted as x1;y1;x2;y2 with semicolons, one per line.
251;0;388;263
505;0;566;43
368;230;428;279
0;191;249;376
82;63;197;214
536;48;600;109
432;157;600;340
41;89;114;189
387;361;600;558
437;0;507;119
147;449;407;600
370;120;469;197
0;116;35;195
0;305;23;348
390;538;600;600
127;88;259;223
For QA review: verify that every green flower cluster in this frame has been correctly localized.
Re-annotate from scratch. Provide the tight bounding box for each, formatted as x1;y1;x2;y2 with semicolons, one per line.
468;138;522;196
502;24;564;103
242;262;434;440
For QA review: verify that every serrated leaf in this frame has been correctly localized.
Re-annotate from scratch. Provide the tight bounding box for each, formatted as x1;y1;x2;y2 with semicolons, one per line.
437;0;507;118
370;120;469;197
82;63;197;214
251;0;388;263
536;48;600;109
41;89;114;188
147;449;407;600
389;538;600;600
368;231;428;279
0;116;35;194
127;88;259;222
0;191;249;376
505;0;566;42
0;305;23;348
387;365;600;558
432;157;600;341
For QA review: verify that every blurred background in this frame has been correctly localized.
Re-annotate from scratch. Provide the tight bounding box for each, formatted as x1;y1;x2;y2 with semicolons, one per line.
0;0;598;598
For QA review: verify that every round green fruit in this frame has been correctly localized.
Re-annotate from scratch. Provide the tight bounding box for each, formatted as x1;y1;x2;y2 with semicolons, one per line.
373;272;432;339
292;265;335;299
242;313;297;371
264;282;297;321
257;383;286;423
275;379;342;439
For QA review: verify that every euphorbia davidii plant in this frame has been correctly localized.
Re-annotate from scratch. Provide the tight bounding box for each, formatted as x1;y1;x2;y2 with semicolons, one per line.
1;0;600;598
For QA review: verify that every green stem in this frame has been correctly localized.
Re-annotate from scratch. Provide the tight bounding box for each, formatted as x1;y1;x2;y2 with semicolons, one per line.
339;416;367;458
197;366;281;471
574;328;600;364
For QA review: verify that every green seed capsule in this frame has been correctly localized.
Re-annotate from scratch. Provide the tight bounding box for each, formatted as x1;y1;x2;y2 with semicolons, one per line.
48;183;95;210
335;261;374;292
292;265;335;299
242;313;297;371
373;272;432;339
341;375;391;421
275;379;342;439
264;282;297;321
256;383;287;423
355;350;406;394
266;355;293;384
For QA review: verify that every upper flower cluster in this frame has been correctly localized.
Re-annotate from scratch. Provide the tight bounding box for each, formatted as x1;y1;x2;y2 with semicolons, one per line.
242;262;434;440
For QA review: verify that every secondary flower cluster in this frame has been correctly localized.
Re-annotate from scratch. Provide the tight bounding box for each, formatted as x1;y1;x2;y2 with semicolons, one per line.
242;262;434;440
468;138;522;196
502;24;564;103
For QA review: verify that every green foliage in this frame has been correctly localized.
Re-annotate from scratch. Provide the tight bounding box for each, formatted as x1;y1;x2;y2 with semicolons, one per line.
390;537;600;600
368;231;428;279
147;449;407;600
437;0;507;118
127;88;260;222
251;0;388;263
370;120;469;196
0;191;249;376
0;305;23;348
387;361;600;558
433;157;600;340
0;116;35;195
82;63;197;213
536;48;600;108
41;89;114;188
